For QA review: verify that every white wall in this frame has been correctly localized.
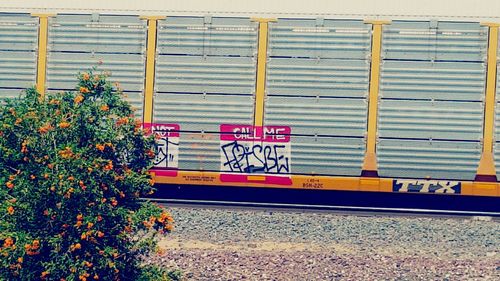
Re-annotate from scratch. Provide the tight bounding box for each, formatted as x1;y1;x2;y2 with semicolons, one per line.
1;0;499;21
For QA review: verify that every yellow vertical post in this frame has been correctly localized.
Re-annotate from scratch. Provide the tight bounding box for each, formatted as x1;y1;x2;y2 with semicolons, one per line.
476;23;499;180
251;18;276;127
140;16;165;124
32;14;54;97
362;21;390;175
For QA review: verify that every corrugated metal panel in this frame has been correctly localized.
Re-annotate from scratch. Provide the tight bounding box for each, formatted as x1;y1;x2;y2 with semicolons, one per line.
0;13;38;51
378;139;481;180
157;17;258;56
380;61;486;101
0;88;24;100
48;15;146;53
267;58;369;97
155;55;256;95
268;19;371;59
46;52;145;91
178;132;220;171
153;93;253;132
382;21;487;62
124;91;143;120
495;140;500;179
265;96;367;137
378;100;483;140
291;136;364;176
0;14;37;95
0;50;37;88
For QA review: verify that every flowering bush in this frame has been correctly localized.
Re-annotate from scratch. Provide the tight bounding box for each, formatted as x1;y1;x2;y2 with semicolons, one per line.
0;70;176;280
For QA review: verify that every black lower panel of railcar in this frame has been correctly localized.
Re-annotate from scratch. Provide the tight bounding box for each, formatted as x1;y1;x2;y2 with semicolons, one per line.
149;184;500;215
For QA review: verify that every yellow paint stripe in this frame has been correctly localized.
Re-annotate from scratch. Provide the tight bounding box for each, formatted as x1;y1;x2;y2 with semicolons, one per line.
476;25;499;177
482;25;498;153
252;19;275;127
247;175;266;181
32;14;54;97
153;171;500;197
143;17;164;123
362;22;387;171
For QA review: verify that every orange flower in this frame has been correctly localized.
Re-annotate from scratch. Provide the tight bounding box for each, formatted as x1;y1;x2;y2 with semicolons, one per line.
110;198;118;207
81;233;87;240
41;271;49;278
77;214;83;221
116;117;129;126
32;240;40;250
95;144;105;152
100;105;109;111
38;124;54;134
17;257;23;263
87;222;94;229
149;178;155;186
93;274;99;280
21;140;28;153
79;87;90;94
7;206;14;215
48;163;54;169
97;231;104;238
58;147;74;159
97;215;103;222
67;176;75;181
49;99;60;105
73;243;81;250
6;181;14;189
103;161;113;171
74;95;84;104
3;237;14;247
146;149;155;158
59;122;71;129
82;73;90;80
30;175;36;180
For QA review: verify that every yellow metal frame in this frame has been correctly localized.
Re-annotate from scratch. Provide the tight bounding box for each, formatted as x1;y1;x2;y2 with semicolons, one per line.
362;20;390;172
476;23;499;177
141;16;166;124
152;170;500;197
252;18;276;127
32;14;55;97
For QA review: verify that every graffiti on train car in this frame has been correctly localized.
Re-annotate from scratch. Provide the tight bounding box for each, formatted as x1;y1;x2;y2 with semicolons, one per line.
219;124;291;174
144;123;180;176
393;179;461;194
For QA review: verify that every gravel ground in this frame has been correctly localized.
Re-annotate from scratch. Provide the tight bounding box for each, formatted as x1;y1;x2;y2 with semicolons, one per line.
150;207;500;280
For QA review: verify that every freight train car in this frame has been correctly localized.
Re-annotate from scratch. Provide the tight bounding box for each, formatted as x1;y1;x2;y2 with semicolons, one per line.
1;0;499;213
